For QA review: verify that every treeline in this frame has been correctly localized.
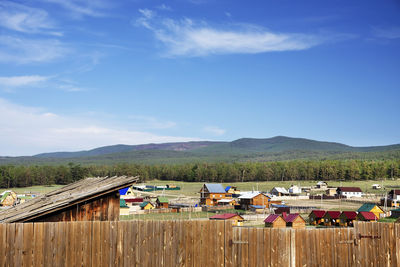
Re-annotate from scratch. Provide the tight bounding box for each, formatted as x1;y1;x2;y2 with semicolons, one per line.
0;160;399;188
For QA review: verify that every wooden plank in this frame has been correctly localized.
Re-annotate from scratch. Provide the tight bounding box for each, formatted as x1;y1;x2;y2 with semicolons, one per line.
55;222;66;267
33;223;44;267
224;221;233;267
92;221;101;267
65;222;73;267
217;221;225;267
14;223;23;267
184;220;193;267
395;223;400;267
0;224;6;267
115;221;124;267
193;220;202;267
6;224;16;266
263;228;271;267
248;227;256;267
101;221;110;267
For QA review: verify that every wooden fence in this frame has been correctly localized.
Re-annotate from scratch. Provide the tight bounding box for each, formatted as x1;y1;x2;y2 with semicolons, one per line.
0;220;399;266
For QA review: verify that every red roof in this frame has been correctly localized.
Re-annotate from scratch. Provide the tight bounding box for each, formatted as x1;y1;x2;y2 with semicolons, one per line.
284;213;301;223
264;214;281;223
337;187;362;192
341;211;357;220
325;211;341;219
310;210;326;218
358;211;377;220
209;213;242;220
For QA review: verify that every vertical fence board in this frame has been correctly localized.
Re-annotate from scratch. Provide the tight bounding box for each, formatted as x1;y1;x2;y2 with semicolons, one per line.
15;223;23;267
33;223;44;267
0;224;6;267
92;221;101;267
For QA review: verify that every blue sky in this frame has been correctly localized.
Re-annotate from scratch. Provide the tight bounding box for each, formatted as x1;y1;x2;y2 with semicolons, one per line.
0;0;399;156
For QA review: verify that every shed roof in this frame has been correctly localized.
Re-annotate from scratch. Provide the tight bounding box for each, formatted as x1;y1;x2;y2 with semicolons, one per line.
238;192;268;199
203;184;226;193
0;176;139;223
310;210;326;218
264;214;281;223
358;211;377;220
325;211;341;219
225;186;231;192
120;199;128;208
284;213;303;223
340;211;357;220
209;213;243;220
358;203;383;212
140;201;153;208
271;187;288;194
157;196;169;203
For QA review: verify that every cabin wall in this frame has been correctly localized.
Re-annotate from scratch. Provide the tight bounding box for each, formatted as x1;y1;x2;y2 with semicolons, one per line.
252;195;269;207
26;191;120;222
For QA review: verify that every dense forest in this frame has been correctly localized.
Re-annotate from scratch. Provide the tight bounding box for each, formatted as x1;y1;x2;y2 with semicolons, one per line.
0;160;399;188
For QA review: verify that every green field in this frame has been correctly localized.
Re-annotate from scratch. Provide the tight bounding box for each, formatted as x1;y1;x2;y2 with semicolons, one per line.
0;185;64;194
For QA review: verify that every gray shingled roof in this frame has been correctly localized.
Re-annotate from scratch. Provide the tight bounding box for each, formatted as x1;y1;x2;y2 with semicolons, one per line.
205;183;226;193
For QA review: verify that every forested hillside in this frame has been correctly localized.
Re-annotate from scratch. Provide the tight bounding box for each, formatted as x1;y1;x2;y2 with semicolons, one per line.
1;160;399;188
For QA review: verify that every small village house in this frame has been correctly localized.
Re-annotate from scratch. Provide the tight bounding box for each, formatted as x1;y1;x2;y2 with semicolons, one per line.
316;181;328;189
357;211;377;222
308;210;326;225
199;184;229;206
271;187;289;196
140;201;155;210
336;187;363;198
325;188;337;196
119;199;130;216
339;211;357;227
284;213;306;229
209;213;244;226
0;191;18;206
357;203;384;219
156;196;169;209
389;189;400;200
323;211;341;226
371;184;382;190
264;214;286;228
225;186;240;197
288;185;301;195
238;192;270;210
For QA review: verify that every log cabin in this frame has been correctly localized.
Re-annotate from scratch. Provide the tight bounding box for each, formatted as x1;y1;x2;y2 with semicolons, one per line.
0;176;139;223
264;214;286;228
339;211;357;227
199;184;229;206
308;210;326;226
284;213;306;229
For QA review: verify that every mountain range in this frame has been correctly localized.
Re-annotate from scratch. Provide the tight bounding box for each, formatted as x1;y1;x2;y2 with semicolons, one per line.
1;136;400;165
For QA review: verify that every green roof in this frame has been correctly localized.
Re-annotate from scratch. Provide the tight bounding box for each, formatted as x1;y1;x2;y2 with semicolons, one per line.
157;197;169;203
0;192;10;203
120;199;128;208
357;203;380;212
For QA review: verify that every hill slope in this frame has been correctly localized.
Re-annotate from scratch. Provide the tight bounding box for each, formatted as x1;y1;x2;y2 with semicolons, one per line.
1;136;400;165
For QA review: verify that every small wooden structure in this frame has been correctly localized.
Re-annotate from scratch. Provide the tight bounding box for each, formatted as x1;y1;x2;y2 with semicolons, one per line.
209;213;244;226
271;187;289;196
264;214;286;228
140;202;155;210
323;211;341;226
309;210;326;225
284;213;306;229
0;176;139;223
357;203;384;219
339;211;357;227
119;199;130;216
357;211;377;222
238;192;270;210
0;191;18;206
156;196;169;209
199;184;230;206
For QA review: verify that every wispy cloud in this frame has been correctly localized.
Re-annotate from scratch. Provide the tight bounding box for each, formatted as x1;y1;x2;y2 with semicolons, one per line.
0;35;69;64
41;0;112;18
203;126;226;136
156;4;172;11
372;26;400;39
0;75;50;87
135;9;323;57
0;98;199;156
0;1;61;35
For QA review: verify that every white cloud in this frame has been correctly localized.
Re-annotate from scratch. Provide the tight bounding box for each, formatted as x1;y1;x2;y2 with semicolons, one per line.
0;98;199;156
372;26;400;39
203;126;226;136
156;4;172;11
41;0;111;18
0;35;69;64
135;10;323;57
0;75;50;87
0;1;61;35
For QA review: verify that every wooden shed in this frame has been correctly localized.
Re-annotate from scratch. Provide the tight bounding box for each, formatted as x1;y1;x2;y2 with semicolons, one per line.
339;211;357;227
323;211;341;226
119;199;130;216
140;202;155;210
264;214;286;228
284;213;306;229
0;176;139;223
238;192;270;210
308;210;326;226
0;191;18;206
156;196;169;209
357;203;384;219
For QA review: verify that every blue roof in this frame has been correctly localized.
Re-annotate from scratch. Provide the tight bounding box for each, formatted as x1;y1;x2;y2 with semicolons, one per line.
250;205;266;209
205;184;226;193
225;186;231;192
119;187;129;195
271;204;288;208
